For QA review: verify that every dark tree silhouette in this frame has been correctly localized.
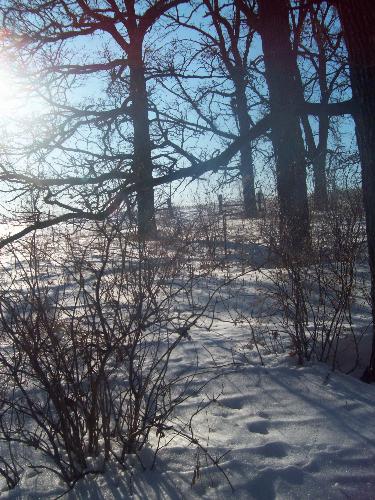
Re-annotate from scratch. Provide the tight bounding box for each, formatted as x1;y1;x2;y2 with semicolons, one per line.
0;0;190;239
335;0;375;381
160;0;261;217
297;3;346;211
201;0;258;218
239;0;311;253
0;0;357;255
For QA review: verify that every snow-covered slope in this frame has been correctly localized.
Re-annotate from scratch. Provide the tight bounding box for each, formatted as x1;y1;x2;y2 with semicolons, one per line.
4;327;375;499
1;216;374;499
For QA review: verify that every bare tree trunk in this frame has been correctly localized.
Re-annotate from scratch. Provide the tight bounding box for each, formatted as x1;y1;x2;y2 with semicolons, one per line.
313;153;329;210
129;47;157;239
311;10;330;211
301;112;329;211
240;145;257;218
336;0;375;380
258;0;310;253
235;81;258;218
296;63;329;211
313;112;329;211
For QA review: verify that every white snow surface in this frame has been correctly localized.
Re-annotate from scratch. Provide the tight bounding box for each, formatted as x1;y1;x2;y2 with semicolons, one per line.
0;218;375;499
2;327;375;499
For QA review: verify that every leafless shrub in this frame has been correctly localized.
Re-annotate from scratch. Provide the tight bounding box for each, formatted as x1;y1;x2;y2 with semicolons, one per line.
0;438;23;490
192;204;226;266
0;218;224;489
258;193;367;369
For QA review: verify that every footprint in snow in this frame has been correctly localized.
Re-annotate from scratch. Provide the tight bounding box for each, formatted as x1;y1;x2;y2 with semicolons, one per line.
258;410;270;419
248;420;269;435
255;441;289;458
344;402;359;411
220;397;244;410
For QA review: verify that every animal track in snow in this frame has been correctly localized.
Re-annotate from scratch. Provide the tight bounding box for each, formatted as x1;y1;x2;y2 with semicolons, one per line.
220;397;244;410
255;441;289;458
248;420;269;435
257;410;270;419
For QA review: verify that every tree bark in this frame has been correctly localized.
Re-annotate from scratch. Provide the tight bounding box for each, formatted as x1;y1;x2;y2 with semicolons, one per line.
205;0;258;219
258;0;310;253
313;111;329;211
336;0;375;380
129;44;157;239
301;112;329;211
240;144;257;218
235;80;258;218
311;8;330;211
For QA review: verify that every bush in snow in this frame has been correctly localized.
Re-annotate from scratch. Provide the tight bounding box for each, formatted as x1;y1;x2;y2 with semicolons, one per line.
0;219;219;488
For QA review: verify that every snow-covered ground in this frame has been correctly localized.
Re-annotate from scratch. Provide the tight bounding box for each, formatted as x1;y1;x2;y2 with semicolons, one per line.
0;215;374;499
5;330;375;499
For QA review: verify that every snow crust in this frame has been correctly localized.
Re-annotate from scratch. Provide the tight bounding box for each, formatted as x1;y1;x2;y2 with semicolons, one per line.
0;218;374;500
2;326;375;499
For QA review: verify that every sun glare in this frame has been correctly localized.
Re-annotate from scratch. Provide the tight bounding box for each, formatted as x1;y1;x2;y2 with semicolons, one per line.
0;65;45;122
0;67;22;116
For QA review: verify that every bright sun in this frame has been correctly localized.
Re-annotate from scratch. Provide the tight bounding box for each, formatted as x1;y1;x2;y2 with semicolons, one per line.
0;65;41;120
0;68;19;114
0;61;51;128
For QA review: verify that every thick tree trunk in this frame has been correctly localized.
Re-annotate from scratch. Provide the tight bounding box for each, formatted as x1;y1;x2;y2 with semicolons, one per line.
313;153;328;210
336;0;375;380
235;82;258;218
129;47;157;239
296;66;329;211
312;12;330;211
258;0;310;254
301;114;329;211
313;113;329;211
240;145;257;218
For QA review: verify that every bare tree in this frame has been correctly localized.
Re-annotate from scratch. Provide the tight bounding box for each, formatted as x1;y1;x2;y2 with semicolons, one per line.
174;0;260;217
334;0;375;381
296;2;347;210
0;0;354;253
0;0;191;239
238;0;311;253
